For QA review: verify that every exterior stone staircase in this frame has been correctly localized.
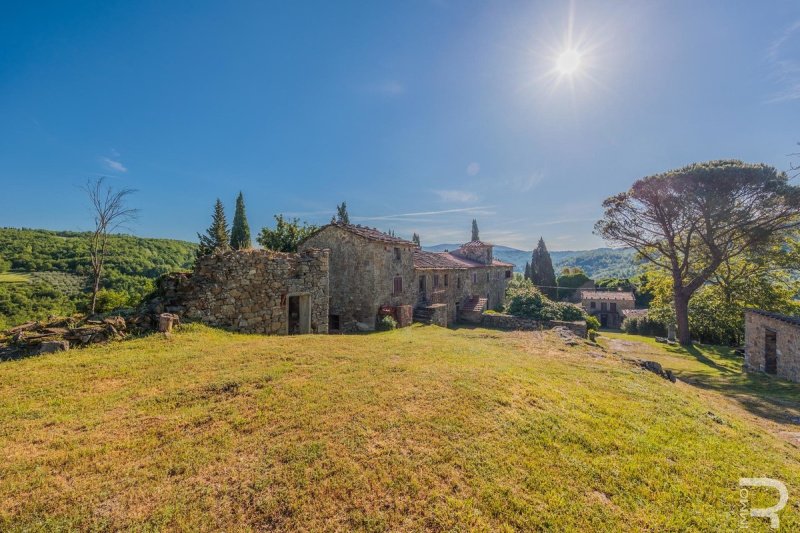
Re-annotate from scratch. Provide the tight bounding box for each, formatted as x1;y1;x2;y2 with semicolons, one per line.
459;296;487;323
413;306;435;325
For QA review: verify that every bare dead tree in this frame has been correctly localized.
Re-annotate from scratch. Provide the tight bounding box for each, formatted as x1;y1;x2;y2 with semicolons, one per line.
84;178;138;314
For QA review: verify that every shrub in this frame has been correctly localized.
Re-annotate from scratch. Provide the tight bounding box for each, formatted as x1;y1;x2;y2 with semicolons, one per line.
585;315;600;331
376;315;398;331
93;289;130;314
506;279;587;322
621;315;667;337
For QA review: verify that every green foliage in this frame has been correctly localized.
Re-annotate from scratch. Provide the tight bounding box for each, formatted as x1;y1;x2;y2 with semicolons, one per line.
93;289;130;313
335;202;350;224
471;219;479;241
197;199;230;258
0;228;195;328
412;233;420;246
621;315;667;337
0;255;10;273
376;315;398;331
585;315;601;332
257;215;319;253
505;277;585;322
230;192;252;250
556;267;591;300
530;238;557;299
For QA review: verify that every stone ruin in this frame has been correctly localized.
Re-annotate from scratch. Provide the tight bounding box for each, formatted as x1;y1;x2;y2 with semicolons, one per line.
147;248;329;335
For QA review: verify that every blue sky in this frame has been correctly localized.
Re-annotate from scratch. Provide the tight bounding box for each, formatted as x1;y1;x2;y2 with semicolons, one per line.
1;1;799;250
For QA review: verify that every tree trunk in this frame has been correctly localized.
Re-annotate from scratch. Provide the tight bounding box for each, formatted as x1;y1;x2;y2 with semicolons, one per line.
674;292;691;346
90;273;100;315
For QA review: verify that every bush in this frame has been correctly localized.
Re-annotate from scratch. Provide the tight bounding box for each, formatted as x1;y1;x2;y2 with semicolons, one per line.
376;315;398;331
585;315;600;331
621;315;667;337
506;279;587;322
93;289;130;314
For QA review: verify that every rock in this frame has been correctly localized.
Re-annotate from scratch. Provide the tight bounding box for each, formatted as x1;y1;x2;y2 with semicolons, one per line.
36;340;69;354
655;337;668;344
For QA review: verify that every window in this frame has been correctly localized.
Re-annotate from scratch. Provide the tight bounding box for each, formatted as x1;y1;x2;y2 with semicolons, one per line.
486;272;490;282
433;274;440;288
505;270;512;279
419;275;426;291
457;276;461;289
444;274;449;287
329;314;340;331
590;301;596;309
472;272;478;284
601;302;608;311
610;302;617;312
394;247;401;261
393;276;403;295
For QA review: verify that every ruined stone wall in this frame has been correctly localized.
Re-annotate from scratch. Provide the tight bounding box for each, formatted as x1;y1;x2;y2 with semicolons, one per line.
299;226;415;331
154;249;329;335
481;313;587;338
744;310;800;382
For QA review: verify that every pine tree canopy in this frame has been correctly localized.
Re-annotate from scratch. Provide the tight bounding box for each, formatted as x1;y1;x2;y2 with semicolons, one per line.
230;192;252;250
197;199;230;258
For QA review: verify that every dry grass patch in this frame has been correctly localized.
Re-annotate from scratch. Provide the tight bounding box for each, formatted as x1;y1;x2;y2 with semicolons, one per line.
1;325;799;531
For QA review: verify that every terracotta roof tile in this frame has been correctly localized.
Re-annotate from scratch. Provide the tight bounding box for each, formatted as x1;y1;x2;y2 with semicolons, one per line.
414;250;514;270
580;290;635;301
312;223;416;246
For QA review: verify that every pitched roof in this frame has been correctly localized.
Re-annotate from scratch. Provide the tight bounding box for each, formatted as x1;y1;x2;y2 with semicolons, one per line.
414;250;514;270
622;308;648;319
308;223;416;246
745;308;800;327
580;290;635;301
459;240;493;248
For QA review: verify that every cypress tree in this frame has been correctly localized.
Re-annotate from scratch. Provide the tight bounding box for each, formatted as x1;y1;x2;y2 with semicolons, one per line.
230;192;252;250
412;233;421;246
530;237;557;298
471;219;479;241
336;202;350;224
197;199;230;258
524;261;531;280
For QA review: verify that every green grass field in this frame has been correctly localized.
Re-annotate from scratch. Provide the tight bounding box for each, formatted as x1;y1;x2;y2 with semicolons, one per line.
1;325;799;531
0;272;30;283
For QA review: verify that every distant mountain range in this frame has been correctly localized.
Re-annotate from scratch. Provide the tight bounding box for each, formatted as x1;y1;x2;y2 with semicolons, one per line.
423;244;639;279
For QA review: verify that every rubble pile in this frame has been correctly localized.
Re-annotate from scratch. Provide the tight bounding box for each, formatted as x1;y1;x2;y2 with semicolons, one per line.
0;312;177;360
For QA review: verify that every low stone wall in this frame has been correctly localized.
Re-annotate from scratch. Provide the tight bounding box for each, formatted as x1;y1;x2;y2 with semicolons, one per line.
480;313;587;338
150;248;329;335
429;304;448;327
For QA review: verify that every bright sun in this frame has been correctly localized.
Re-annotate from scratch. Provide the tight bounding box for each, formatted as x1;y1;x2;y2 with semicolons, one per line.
556;49;581;75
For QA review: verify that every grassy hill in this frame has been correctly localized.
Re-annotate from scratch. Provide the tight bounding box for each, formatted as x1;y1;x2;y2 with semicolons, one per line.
0;228;196;327
2;325;798;531
424;244;639;278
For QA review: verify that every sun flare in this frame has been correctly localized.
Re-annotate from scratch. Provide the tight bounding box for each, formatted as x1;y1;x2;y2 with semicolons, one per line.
556;49;581;75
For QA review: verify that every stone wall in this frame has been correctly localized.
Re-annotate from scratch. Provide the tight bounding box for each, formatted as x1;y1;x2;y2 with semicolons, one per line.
481;312;587;338
153;248;329;335
744;309;800;382
300;226;416;332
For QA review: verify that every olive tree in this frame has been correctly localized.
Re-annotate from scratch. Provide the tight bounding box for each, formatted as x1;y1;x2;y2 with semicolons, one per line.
595;160;800;345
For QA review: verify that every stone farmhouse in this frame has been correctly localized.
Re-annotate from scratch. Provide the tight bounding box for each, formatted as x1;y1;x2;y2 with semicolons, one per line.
299;223;514;332
580;290;635;328
744;309;800;383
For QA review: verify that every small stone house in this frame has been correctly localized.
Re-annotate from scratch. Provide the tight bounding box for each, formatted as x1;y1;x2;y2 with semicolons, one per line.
299;223;418;332
580;290;635;328
744;309;800;382
299;224;514;331
155;248;329;335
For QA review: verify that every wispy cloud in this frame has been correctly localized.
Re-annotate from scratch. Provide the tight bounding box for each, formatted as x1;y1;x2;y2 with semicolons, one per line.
466;162;480;176
503;172;544;192
434;189;478;203
352;205;495;222
766;20;800;103
100;156;127;173
362;80;405;96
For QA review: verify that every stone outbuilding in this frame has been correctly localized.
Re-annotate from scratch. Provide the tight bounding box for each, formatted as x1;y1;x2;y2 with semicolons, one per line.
299;223;418;332
744;309;800;382
154;248;329;335
580;290;635;328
